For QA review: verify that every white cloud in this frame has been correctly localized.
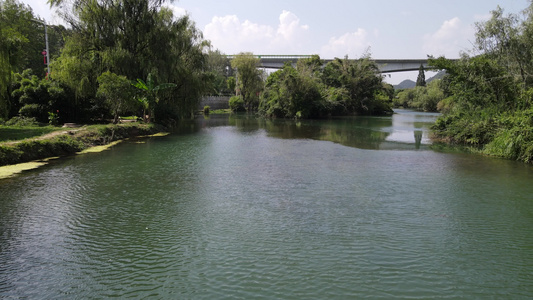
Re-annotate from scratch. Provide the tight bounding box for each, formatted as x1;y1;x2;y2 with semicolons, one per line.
276;10;309;41
423;17;474;57
162;3;187;19
203;11;309;54
319;29;371;58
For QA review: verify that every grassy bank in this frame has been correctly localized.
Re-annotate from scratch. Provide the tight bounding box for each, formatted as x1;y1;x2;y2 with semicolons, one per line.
0;123;163;167
0;126;63;142
431;108;533;164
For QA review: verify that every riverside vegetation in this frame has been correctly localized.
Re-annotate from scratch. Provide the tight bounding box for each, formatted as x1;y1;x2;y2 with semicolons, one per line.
429;4;533;163
0;120;161;166
2;0;533;164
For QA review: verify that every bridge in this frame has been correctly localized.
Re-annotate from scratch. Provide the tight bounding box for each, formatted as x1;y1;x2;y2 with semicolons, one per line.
226;55;432;73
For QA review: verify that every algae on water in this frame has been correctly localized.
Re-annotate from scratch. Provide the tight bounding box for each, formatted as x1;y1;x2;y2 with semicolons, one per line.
0;161;48;179
77;140;122;154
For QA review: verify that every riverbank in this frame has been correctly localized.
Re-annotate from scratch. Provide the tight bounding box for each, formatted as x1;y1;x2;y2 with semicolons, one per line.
0;123;164;167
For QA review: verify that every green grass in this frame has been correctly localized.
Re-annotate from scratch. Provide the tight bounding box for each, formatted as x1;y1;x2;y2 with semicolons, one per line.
209;109;232;114
0;123;162;166
0;126;62;142
120;115;140;120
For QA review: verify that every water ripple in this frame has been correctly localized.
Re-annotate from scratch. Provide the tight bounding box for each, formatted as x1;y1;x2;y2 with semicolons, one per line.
1;114;533;298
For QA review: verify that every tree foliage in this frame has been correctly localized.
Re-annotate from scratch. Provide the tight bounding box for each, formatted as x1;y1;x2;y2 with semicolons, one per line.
231;52;264;111
48;0;210;123
10;69;73;123
205;49;232;96
97;71;136;124
430;3;533;163
416;64;426;87
0;0;66;119
260;55;391;118
394;80;444;112
132;73;176;123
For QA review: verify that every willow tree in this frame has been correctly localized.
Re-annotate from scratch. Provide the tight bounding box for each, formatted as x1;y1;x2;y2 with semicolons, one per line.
231;52;264;111
48;0;210;122
0;0;36;119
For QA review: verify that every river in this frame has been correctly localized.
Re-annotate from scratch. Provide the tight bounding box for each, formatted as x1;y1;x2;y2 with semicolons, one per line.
1;109;533;298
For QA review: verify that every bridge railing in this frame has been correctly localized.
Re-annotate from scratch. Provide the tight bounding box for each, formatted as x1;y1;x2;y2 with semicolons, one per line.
226;54;315;60
224;55;449;72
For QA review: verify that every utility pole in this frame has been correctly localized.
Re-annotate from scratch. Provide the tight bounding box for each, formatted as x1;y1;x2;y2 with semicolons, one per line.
44;21;50;77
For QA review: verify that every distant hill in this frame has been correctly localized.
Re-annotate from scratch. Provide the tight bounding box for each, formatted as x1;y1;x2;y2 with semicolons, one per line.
426;71;446;83
394;79;415;90
393;71;446;90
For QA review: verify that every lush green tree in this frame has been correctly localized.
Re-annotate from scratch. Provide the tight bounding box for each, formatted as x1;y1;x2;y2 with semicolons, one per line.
49;0;210;123
231;52;264;111
133;73;176;123
322;56;390;114
226;76;236;93
0;0;66;77
229;95;245;112
205;49;232;95
394;80;443;112
97;71;137;124
260;62;323;118
416;64;426;87
475;5;533;87
1;0;36;119
10;69;73;123
260;55;391;118
429;3;533;162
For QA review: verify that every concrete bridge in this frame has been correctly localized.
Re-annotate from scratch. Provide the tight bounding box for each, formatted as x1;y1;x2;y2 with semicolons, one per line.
226;55;432;73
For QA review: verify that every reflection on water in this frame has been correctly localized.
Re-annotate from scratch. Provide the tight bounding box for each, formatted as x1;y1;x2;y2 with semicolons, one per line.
1;109;533;298
199;109;438;151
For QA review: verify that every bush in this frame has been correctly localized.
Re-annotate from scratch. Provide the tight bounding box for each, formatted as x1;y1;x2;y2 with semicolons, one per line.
229;96;245;112
203;105;210;115
5;116;39;127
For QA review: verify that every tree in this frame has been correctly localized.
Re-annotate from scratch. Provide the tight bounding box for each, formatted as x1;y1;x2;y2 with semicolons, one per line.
416;64;426;87
0;0;36;119
97;71;136;124
226;76;236;93
475;6;532;87
205;49;232;95
133;73;176;123
231;52;264;111
322;56;388;114
49;0;211;122
260;55;391;118
10;69;73;123
260;62;322;118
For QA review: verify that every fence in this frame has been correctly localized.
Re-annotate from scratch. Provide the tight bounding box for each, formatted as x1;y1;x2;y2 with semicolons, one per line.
199;96;230;110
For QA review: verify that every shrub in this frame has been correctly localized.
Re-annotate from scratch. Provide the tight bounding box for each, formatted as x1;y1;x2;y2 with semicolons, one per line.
203;105;210;115
5;116;39;126
229;96;245;112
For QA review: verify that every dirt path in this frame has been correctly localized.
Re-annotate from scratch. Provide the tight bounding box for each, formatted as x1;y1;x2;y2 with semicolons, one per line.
1;127;86;146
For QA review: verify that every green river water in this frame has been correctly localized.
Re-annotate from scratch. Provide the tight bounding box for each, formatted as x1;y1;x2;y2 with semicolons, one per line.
1;110;533;299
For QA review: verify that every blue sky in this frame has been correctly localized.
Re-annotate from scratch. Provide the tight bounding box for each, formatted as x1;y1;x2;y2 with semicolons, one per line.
20;0;531;83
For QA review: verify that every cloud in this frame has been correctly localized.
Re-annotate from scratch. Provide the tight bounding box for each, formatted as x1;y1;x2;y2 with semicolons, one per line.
203;11;309;54
276;10;309;41
319;29;371;58
162;3;187;19
423;17;474;57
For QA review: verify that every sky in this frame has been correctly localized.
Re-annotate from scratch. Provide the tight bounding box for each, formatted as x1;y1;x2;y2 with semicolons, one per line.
20;0;531;84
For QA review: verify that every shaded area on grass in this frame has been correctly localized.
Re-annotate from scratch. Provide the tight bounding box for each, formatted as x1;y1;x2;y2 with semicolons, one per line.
0;127;61;142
